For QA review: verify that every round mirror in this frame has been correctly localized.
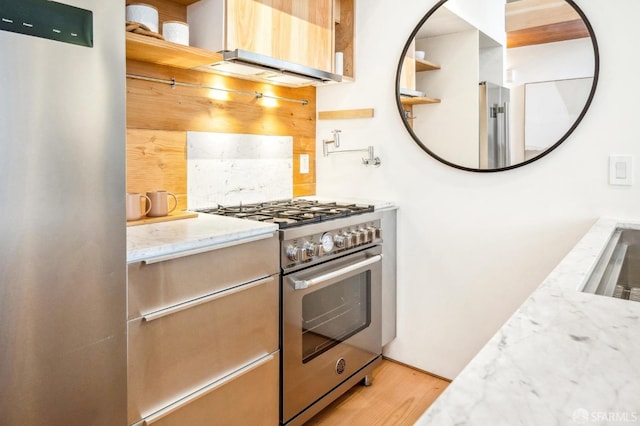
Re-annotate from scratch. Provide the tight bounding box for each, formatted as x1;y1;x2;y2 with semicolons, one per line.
395;0;599;172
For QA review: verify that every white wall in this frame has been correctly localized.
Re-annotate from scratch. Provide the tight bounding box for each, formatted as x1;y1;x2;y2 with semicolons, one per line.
507;38;595;84
445;0;506;45
316;0;640;379
479;44;504;86
507;38;595;160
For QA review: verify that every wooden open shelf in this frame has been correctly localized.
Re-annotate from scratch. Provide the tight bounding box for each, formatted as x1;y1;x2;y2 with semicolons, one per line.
401;96;441;106
415;58;441;72
318;108;374;120
126;210;199;227
126;32;223;69
168;0;199;5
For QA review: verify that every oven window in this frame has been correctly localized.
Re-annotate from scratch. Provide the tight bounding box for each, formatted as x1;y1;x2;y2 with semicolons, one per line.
301;271;371;363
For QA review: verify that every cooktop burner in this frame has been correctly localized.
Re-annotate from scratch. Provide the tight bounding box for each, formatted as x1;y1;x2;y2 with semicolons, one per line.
195;199;374;228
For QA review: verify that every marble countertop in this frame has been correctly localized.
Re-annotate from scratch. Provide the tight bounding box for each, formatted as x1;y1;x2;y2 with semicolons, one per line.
127;213;278;263
126;198;395;264
418;218;640;425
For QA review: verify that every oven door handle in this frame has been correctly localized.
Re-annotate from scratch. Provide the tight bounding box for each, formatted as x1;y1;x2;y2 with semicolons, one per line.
293;254;383;290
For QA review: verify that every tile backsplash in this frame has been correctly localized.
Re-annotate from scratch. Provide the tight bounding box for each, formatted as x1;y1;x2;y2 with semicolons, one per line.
187;131;293;209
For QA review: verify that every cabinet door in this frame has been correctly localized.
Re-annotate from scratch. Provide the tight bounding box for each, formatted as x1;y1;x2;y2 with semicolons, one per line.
226;0;333;72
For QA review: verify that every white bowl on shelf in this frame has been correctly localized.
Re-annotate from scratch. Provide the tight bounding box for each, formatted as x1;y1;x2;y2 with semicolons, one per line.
126;3;159;33
163;21;189;45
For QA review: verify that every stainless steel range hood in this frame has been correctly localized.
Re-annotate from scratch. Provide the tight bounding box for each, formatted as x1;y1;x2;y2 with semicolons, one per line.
199;49;343;88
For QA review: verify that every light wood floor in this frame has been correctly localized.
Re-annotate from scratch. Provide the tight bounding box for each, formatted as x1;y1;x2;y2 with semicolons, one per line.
304;359;450;426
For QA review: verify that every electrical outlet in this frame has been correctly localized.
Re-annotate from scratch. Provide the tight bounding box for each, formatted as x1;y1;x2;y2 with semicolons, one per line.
300;154;309;174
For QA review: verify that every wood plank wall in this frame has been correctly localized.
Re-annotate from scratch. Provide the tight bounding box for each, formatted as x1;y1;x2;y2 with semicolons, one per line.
126;59;317;210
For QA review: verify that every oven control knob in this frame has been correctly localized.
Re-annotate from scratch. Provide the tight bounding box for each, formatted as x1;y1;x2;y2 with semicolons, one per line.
361;230;367;244
334;234;347;249
286;245;300;262
304;242;318;258
360;228;371;243
374;227;382;240
345;233;355;249
365;227;375;242
353;230;363;246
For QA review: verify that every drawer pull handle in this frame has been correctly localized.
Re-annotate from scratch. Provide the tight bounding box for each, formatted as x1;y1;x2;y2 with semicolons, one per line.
143;353;275;425
142;276;274;322
293;254;382;290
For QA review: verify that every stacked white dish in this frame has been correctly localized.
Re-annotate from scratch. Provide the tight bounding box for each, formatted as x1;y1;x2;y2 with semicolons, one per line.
163;21;189;45
126;4;159;33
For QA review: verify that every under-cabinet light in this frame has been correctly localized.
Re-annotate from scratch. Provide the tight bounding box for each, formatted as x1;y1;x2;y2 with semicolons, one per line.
208;61;266;76
208;88;230;101
260;92;279;108
266;73;316;87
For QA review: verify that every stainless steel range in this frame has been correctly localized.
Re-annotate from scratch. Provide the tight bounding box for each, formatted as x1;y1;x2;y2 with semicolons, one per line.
196;199;383;425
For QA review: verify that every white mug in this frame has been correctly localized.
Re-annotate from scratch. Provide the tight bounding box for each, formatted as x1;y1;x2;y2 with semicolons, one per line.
335;52;344;75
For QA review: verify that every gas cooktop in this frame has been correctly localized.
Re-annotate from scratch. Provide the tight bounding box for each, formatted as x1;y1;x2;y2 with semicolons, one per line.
194;199;374;229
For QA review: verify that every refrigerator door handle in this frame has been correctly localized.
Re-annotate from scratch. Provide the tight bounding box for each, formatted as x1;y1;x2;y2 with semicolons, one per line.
503;101;510;166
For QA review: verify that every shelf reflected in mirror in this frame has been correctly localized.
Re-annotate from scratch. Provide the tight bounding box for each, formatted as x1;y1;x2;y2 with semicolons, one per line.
395;0;599;172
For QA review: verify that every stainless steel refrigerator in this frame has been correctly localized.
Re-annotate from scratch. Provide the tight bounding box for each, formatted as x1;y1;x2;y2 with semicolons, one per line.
479;81;510;169
0;1;126;424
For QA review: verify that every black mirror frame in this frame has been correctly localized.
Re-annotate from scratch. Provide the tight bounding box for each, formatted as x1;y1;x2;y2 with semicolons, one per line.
395;0;600;173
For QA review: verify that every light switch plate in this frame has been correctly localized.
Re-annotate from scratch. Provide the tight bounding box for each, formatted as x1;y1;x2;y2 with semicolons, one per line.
609;155;633;186
300;154;309;174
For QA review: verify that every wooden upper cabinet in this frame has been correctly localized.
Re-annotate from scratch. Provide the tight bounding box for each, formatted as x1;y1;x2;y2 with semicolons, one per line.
188;0;334;73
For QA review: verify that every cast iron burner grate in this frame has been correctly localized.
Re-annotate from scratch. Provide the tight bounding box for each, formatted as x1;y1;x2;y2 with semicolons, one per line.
194;199;374;228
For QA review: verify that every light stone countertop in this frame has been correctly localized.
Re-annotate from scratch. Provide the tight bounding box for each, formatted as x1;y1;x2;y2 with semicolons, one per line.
126;213;278;264
126;198;395;264
418;218;640;425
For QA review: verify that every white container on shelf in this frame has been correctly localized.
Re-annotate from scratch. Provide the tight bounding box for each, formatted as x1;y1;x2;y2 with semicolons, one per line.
335;52;344;75
163;21;189;46
414;50;426;60
126;3;159;33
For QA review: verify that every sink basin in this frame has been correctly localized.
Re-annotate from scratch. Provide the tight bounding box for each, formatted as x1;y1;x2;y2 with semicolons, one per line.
582;228;640;302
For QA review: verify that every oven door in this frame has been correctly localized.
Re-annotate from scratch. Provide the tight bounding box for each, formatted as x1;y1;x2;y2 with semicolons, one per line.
281;245;382;423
